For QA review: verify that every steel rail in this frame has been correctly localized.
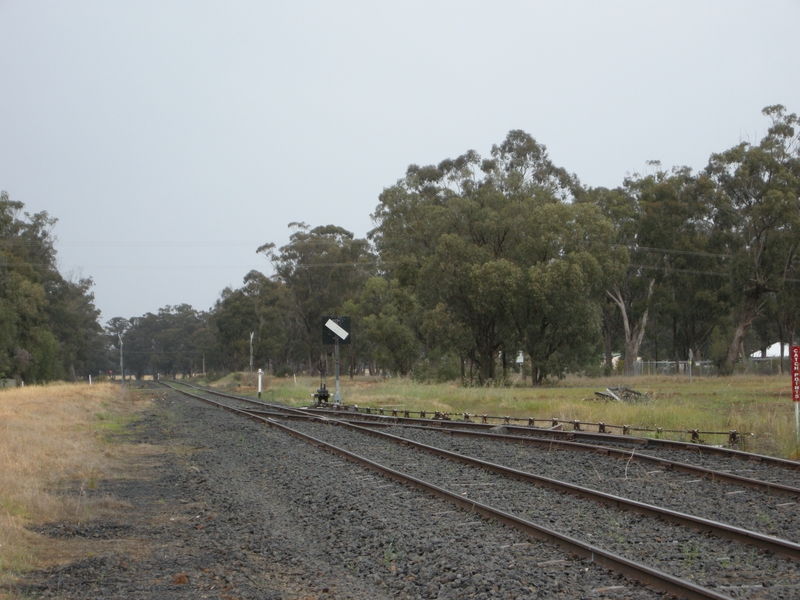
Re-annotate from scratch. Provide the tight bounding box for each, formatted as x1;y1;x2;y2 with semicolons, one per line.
169;381;798;472
166;381;800;499
187;386;800;559
161;382;732;600
329;420;800;560
397;426;800;499
341;419;800;499
308;403;800;471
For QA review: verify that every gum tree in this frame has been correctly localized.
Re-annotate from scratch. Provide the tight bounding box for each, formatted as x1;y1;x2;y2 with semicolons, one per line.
706;105;800;374
371;130;622;384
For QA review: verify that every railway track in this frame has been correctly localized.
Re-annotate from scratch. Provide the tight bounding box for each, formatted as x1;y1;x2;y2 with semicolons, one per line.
304;403;800;474
160;381;800;599
175;380;800;496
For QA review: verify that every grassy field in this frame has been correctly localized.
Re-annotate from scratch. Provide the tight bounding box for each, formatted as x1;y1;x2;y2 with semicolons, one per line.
0;382;154;596
209;372;798;458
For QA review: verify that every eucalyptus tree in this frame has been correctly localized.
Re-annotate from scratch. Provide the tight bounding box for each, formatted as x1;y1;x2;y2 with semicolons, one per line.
257;223;376;373
507;202;620;384
586;178;657;375
371;130;621;384
341;276;420;376
213;270;290;372
0;191;104;382
705;105;800;374
578;187;629;372
585;164;732;375
772;281;799;371
372;143;523;383
45;273;103;380
0;192;52;380
628;167;729;368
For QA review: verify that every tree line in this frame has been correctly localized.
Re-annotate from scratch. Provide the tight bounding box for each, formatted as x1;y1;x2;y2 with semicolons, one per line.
2;106;797;384
0;191;103;382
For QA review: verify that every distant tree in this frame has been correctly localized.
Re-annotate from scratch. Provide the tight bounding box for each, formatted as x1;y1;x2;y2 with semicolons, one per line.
371;131;622;384
705;105;800;374
45;273;103;380
258;223;376;373
106;306;214;379
342;277;421;377
212;271;290;372
0;191;103;382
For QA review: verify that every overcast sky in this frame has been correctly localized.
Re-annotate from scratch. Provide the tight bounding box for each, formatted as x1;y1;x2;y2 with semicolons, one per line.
1;1;798;323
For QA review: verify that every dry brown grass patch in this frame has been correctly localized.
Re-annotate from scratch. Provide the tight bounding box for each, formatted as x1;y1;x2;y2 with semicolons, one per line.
0;383;155;590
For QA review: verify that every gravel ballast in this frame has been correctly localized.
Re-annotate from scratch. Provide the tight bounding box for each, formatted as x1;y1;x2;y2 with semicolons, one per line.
15;390;662;599
281;419;800;597
384;426;800;542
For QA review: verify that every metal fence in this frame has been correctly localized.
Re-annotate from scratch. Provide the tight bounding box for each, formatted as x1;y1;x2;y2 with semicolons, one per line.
636;357;790;376
637;360;714;376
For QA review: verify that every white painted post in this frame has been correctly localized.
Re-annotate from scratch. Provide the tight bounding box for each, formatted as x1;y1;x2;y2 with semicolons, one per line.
796;402;799;446
89;374;92;386
258;369;263;399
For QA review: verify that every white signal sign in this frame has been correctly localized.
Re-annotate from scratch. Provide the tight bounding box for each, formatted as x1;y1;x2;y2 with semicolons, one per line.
325;318;349;341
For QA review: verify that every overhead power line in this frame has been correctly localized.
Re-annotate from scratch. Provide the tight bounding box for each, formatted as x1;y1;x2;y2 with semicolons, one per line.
631;263;800;283
619;245;734;260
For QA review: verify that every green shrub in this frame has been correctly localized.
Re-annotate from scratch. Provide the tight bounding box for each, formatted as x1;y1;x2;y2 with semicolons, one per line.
412;353;462;383
274;365;294;378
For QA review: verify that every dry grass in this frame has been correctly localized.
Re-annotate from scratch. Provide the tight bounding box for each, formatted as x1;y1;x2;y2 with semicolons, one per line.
0;382;154;593
216;372;797;458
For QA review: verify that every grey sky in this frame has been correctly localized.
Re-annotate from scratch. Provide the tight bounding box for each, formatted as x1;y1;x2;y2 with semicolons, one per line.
1;1;798;323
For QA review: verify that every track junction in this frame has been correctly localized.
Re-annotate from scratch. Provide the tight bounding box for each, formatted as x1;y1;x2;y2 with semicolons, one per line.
161;380;800;599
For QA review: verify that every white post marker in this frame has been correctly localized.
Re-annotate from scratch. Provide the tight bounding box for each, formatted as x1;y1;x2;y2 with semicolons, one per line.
258;368;263;399
325;319;349;404
89;374;92;386
792;345;800;445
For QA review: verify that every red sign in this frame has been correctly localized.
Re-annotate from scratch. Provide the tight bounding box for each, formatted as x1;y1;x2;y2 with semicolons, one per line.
793;345;800;402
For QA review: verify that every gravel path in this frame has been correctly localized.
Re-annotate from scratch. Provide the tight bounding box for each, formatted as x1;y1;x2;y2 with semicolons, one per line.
13;389;661;599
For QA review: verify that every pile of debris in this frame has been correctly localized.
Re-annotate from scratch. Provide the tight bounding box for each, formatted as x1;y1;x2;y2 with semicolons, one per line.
594;385;650;403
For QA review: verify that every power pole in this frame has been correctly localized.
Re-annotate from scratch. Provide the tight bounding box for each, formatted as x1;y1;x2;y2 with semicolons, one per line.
334;337;342;403
249;332;254;386
118;332;124;385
